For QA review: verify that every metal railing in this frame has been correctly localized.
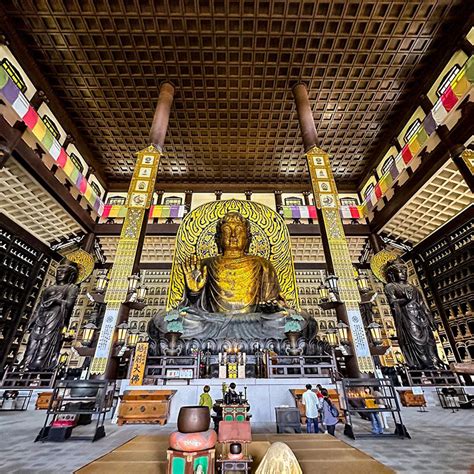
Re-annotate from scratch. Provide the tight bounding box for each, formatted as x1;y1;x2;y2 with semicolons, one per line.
144;355;200;385
266;354;336;381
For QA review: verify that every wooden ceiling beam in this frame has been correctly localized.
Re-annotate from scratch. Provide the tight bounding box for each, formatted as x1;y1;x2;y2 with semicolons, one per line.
94;222;370;237
106;180;358;193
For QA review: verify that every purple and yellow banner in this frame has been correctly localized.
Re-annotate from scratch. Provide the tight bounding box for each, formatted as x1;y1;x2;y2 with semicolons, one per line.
282;205;363;220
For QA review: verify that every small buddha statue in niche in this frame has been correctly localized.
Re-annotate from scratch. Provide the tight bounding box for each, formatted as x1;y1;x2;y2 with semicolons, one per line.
21;259;79;372
383;258;444;370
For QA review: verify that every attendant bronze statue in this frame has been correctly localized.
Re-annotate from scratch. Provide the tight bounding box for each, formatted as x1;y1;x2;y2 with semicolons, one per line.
383;258;444;370
21;259;79;371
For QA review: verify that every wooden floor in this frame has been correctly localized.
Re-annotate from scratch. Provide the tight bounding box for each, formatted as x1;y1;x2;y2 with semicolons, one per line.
76;433;393;474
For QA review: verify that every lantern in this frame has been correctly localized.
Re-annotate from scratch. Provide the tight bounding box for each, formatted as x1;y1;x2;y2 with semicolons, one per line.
317;282;329;302
356;272;370;293
116;322;129;346
367;322;383;346
325;274;339;294
95;271;109;293
81;322;97;347
128;274;140;293
136;285;147;301
325;328;339;347
127;330;140;348
336;321;350;345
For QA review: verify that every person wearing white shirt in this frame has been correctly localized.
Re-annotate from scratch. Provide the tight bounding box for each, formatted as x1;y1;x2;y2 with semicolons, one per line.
301;384;321;433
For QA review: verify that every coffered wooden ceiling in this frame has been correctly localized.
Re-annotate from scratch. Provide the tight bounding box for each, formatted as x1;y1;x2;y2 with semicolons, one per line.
2;0;471;190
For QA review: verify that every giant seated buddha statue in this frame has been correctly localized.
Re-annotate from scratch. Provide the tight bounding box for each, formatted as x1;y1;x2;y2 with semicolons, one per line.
148;201;321;356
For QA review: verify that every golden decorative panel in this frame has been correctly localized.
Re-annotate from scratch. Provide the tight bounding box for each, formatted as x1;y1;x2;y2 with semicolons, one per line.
167;199;299;311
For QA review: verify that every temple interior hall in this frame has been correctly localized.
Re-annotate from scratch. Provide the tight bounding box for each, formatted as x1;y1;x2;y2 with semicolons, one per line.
0;1;473;473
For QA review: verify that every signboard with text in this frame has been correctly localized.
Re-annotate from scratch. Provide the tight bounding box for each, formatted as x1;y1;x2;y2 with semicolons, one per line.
129;342;149;386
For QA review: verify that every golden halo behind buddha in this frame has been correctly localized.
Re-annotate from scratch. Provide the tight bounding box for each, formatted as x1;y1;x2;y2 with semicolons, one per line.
370;249;398;283
62;248;95;283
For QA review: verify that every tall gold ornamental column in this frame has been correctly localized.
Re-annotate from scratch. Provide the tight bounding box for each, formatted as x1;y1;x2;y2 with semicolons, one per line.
90;82;175;377
293;83;374;376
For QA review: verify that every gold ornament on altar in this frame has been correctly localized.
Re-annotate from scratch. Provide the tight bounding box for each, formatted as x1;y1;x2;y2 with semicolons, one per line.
370;249;398;283
62;248;94;283
167;199;299;311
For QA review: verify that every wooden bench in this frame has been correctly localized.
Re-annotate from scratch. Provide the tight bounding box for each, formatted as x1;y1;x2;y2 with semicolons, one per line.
117;389;176;425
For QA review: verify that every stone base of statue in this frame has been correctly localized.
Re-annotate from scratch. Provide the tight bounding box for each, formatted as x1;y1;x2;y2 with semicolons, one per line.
148;307;330;362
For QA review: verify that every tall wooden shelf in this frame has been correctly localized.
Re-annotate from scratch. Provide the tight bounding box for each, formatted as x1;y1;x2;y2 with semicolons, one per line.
0;224;50;373
409;211;473;364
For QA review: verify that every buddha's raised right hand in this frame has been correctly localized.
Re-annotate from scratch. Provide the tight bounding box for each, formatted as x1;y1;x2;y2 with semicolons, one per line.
182;255;208;293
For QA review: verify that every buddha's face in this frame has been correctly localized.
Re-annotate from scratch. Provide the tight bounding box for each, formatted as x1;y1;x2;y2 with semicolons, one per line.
219;214;249;253
56;263;78;284
386;263;407;283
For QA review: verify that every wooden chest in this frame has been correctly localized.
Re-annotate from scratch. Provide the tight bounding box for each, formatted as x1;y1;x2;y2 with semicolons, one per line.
117;389;176;425
35;392;53;410
398;390;426;407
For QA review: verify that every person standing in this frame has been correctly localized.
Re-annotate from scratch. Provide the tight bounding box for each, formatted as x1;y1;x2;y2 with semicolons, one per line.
320;389;339;436
363;387;384;435
373;387;389;430
301;384;321;433
199;385;213;411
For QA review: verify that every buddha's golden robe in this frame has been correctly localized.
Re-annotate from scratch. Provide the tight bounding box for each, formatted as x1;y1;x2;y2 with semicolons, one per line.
187;255;281;314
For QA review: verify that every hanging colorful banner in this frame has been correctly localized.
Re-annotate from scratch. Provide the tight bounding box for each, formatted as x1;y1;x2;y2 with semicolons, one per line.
361;54;474;214
102;204;186;220
282;205;363;220
0;66;105;215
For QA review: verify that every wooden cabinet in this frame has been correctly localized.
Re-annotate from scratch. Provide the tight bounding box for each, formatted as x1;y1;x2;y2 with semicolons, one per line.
117;389;176;426
397;389;426;407
35;392;53;410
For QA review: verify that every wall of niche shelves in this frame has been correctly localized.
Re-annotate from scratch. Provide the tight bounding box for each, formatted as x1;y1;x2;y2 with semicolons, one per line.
0;224;50;373
410;210;473;364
